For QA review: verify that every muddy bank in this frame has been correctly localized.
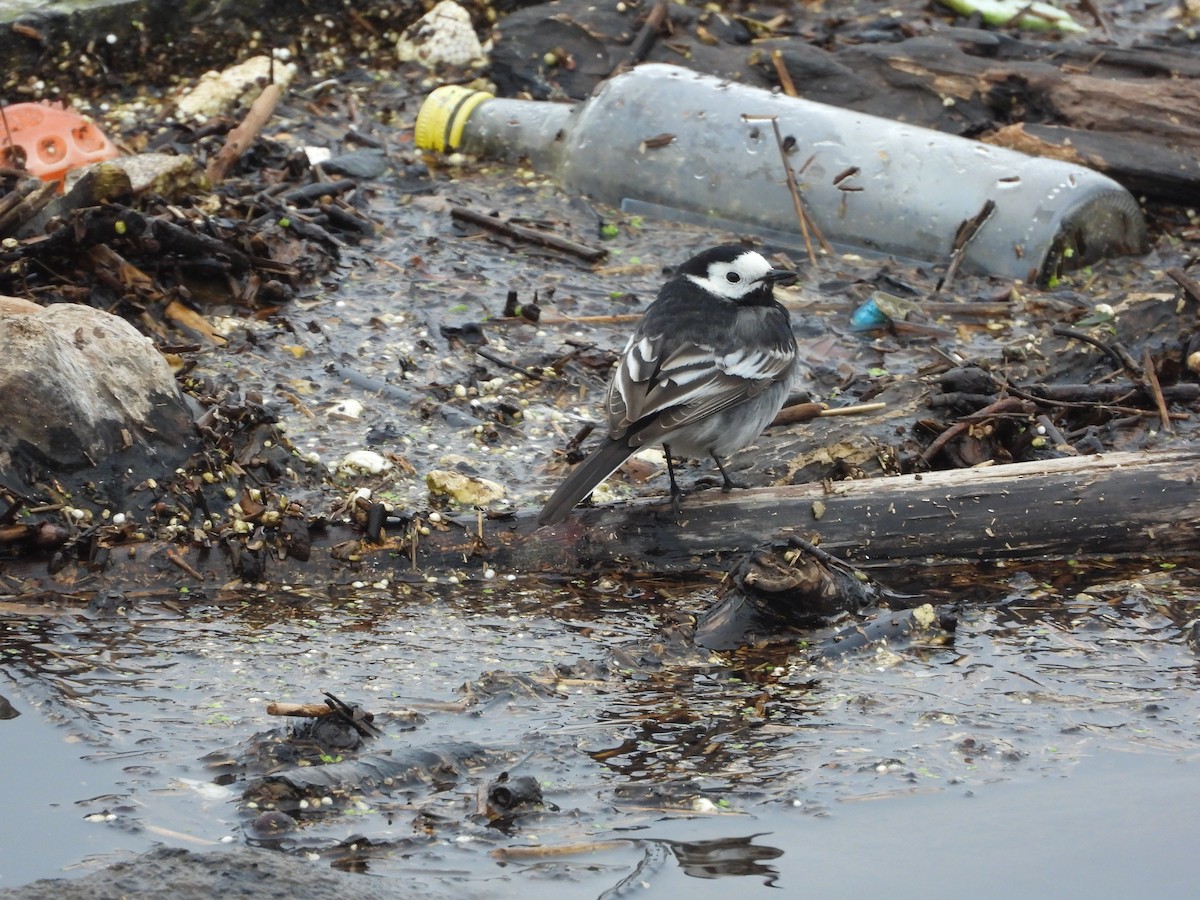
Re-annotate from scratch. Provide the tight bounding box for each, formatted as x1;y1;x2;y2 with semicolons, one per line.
1;0;1199;895
1;0;1198;591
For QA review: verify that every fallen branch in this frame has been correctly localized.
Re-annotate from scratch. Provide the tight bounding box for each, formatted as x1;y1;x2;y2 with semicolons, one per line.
520;447;1200;571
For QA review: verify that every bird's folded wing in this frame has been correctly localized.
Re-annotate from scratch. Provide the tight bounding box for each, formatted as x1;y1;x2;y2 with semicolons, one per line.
609;338;794;442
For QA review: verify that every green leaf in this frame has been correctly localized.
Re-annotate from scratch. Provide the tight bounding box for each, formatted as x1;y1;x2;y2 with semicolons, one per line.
936;0;1085;32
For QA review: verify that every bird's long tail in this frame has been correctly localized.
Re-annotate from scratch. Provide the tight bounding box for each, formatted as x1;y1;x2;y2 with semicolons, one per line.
537;437;637;526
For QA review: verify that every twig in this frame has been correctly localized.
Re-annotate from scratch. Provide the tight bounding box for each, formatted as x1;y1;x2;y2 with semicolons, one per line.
937;199;995;292
786;534;851;570
612;0;669;73
742;115;831;267
920;396;1033;464
771;49;798;97
484;312;643;327
267;702;336;717
816;401;888;417
1166;266;1200;306
476;346;543;379
484;314;648;333
165;548;204;581
409;518;419;570
772;400;888;427
1110;341;1144;377
149;213;253;272
450;206;607;263
1141;346;1174;434
280;179;358;204
1035;414;1069;447
206;82;283;183
492;840;632;861
1002;3;1048;27
1051;325;1134;375
770;401;824;426
0;180;57;236
1078;0;1115;40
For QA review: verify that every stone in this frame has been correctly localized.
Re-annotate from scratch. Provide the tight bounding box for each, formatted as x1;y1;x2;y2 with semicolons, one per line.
426;469;506;507
396;1;485;69
176;55;298;121
0;303;197;496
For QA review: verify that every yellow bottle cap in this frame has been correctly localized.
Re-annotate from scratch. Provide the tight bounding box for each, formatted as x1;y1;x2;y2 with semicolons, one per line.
414;85;494;153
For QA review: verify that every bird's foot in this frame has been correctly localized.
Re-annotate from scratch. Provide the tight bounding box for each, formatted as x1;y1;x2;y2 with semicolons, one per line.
712;455;748;492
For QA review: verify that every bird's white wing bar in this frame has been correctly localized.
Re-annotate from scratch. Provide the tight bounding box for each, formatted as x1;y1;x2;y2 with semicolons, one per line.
613;341;757;430
718;346;794;383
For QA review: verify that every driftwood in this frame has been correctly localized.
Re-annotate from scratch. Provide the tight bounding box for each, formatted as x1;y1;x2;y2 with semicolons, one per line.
518;447;1200;571
772;30;1200;202
2;449;1198;598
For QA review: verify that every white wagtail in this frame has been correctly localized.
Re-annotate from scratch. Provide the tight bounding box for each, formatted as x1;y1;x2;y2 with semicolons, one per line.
538;244;799;525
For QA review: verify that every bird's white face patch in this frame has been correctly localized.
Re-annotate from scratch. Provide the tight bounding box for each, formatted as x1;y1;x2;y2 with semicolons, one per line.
686;250;775;301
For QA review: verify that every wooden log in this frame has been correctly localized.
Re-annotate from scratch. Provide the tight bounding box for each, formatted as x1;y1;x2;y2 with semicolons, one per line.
987;123;1200;205
521;447;1200;571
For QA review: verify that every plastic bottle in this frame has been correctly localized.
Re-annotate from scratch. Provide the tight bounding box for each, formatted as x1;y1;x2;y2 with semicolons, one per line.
415;63;1147;284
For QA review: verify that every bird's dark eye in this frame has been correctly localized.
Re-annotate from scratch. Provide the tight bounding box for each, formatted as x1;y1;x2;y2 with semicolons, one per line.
726;272;741;284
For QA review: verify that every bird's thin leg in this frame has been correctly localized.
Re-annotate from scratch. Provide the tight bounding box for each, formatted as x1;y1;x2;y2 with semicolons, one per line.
664;444;686;515
712;454;746;492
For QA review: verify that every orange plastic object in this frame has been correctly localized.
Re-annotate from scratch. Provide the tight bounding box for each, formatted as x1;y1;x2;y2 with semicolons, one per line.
0;102;119;184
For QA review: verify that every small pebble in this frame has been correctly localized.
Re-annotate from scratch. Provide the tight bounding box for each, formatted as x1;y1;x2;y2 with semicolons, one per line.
338;450;392;476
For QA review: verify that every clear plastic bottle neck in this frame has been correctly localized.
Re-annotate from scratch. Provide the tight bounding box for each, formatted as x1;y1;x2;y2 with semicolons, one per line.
458;98;575;174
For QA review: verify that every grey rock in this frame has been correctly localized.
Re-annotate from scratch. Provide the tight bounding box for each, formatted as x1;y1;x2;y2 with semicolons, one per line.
0;846;419;900
0;303;197;495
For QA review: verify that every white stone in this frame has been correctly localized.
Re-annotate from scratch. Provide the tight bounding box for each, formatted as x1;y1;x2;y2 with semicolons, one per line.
337;450;393;476
176;55;298;121
396;2;485;69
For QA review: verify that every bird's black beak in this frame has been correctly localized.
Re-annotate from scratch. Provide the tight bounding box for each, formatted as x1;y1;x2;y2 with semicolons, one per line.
760;267;798;287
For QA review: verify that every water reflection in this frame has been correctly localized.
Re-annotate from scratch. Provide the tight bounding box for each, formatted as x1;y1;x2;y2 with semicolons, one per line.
1;564;1198;891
